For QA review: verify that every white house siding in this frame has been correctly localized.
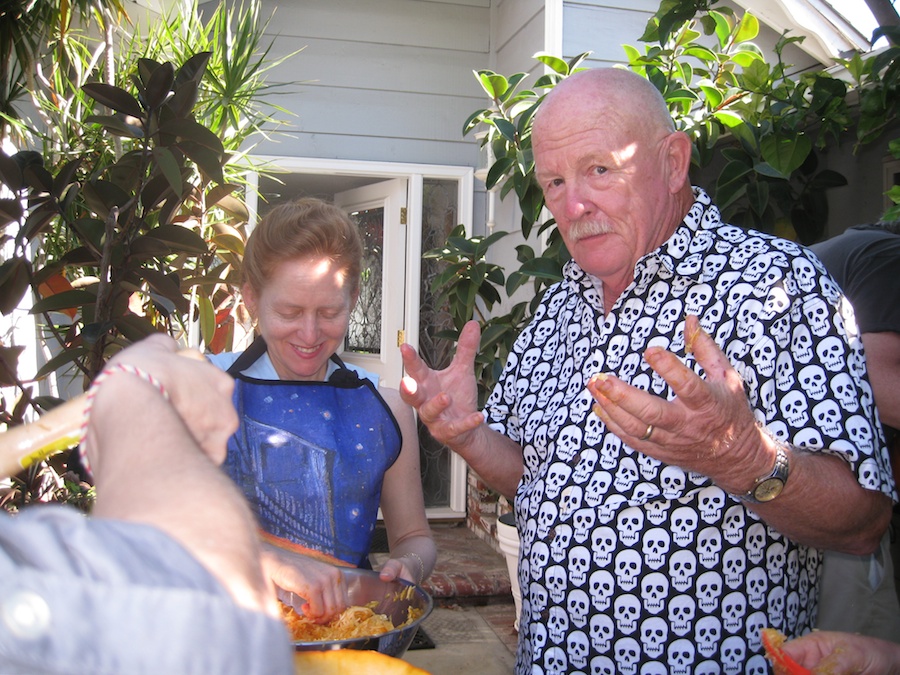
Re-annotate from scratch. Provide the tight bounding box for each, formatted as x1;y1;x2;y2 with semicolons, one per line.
205;0;491;169
563;0;657;66
493;0;547;78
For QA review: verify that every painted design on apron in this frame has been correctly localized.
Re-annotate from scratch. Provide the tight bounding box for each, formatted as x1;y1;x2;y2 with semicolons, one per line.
225;340;401;567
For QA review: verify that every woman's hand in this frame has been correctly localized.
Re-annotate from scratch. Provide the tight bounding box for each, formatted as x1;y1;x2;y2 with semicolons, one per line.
261;547;349;623
378;555;422;585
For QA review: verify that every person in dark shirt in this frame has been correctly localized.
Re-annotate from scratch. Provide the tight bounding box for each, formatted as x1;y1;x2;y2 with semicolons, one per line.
812;221;900;642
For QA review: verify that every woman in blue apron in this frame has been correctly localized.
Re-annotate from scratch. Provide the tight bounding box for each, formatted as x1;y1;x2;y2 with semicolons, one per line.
209;198;435;622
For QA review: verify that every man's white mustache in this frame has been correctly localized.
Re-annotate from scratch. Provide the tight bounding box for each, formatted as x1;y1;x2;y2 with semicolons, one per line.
568;220;613;240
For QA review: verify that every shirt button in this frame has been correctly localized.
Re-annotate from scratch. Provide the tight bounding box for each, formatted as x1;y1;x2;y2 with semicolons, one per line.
2;590;51;639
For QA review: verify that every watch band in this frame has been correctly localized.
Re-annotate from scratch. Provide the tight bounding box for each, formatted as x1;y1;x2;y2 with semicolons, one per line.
741;441;790;503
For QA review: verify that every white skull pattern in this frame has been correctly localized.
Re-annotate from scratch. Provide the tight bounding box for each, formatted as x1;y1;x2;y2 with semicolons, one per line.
641;527;671;569
694;615;722;658
668;594;697;635
617;297;645;332
812;399;842;436
591;525;617;567
746;567;768;608
816;335;845;370
589;569;614;610
588;613;614;652
543;646;567;673
798;364;827;400
631;316;656;351
780;390;809;427
567;630;590;669
567;589;590;628
559;485;583;518
640;571;670;614
696;570;723;612
698;526;723;568
614;548;642;590
615;636;641;675
721;635;747;675
657;299;683;332
547;606;569;643
685;283;713;314
670;506;698;546
614;457;640;492
640;616;669;658
829;372;859;411
568;545;591;584
698;487;726;522
723;547;748;588
613;595;641;635
668;638;696;675
668;549;697;592
543;461;571;499
545;564;567;603
572;507;596;542
617;507;645;545
536;502;557;539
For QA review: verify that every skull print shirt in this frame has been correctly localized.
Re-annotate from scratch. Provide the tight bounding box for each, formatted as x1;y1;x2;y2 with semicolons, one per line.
484;188;897;675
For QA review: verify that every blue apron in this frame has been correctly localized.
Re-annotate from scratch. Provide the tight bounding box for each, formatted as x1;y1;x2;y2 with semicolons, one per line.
224;338;402;568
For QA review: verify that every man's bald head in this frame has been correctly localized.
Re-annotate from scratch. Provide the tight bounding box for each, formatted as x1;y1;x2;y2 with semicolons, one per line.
534;68;676;144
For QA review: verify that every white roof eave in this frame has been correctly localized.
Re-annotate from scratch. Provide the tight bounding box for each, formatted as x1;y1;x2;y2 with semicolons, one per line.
730;0;874;67
124;0;188;18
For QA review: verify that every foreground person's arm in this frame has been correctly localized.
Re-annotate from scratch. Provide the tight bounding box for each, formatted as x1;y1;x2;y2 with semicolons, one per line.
83;335;278;617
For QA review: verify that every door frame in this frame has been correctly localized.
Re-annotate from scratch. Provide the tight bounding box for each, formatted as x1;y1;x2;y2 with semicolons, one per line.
335;178;409;389
247;155;474;519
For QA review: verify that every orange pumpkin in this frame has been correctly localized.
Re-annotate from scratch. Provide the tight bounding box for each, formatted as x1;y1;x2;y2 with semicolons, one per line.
293;650;431;674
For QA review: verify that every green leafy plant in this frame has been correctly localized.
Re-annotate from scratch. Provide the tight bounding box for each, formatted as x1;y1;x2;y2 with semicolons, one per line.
0;0;126;141
0;0;300;509
463;52;588;238
625;1;856;242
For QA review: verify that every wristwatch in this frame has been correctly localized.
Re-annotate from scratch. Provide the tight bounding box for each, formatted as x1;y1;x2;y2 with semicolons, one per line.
741;442;790;503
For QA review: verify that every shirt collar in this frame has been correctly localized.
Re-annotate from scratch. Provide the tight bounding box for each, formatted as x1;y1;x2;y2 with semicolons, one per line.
563;186;722;293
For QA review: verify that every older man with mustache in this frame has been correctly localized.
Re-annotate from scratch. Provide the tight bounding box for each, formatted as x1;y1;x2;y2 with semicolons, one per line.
400;67;895;674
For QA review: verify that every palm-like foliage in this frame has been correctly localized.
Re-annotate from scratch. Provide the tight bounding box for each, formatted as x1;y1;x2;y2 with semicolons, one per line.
0;0;302;510
0;0;125;141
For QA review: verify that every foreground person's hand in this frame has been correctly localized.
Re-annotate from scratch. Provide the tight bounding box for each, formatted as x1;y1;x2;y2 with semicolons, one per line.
104;333;238;464
261;546;349;623
781;630;900;674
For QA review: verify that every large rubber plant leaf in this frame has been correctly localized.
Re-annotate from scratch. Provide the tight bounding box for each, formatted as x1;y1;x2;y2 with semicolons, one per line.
82;83;144;117
0;258;31;315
